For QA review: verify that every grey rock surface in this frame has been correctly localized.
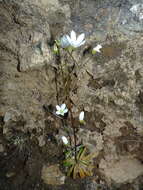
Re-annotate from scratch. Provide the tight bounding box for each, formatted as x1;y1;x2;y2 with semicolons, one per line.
69;0;143;37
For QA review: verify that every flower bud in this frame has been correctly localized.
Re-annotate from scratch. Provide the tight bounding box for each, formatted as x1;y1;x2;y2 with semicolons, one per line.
53;43;59;54
79;111;85;124
61;136;68;145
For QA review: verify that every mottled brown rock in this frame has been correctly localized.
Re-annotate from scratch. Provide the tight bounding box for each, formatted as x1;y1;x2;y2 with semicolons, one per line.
99;157;143;184
1;0;143;189
41;164;66;185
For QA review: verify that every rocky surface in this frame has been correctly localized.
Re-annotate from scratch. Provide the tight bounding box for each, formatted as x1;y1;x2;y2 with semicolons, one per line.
100;157;143;184
41;164;66;185
1;0;143;189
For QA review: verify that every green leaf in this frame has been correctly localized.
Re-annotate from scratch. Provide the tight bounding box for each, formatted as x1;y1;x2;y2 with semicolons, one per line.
63;161;73;167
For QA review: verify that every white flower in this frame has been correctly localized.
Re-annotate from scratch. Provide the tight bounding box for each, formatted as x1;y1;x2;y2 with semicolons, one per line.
60;35;71;48
67;30;85;48
79;111;85;124
56;103;68;116
92;44;102;54
60;30;85;48
61;136;68;145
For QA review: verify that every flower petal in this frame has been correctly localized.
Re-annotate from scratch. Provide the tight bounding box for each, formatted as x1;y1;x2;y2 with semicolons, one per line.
76;33;85;45
63;108;68;114
56;110;60;115
66;35;72;44
70;30;76;42
96;44;102;50
79;111;84;121
62;136;68;145
78;40;86;47
60;112;65;116
73;40;85;48
56;105;61;111
93;44;102;52
60;35;70;48
61;103;66;110
71;41;80;48
70;41;77;48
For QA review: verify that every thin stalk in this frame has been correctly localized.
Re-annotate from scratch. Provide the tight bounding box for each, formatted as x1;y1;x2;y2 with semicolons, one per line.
67;50;79;69
58;48;66;85
69;107;77;162
54;68;59;104
65;50;78;162
55;47;78;162
61;119;72;147
54;50;71;145
59;62;65;85
73;127;77;162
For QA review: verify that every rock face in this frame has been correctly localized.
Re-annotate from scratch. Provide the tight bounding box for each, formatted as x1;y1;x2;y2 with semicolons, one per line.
1;0;143;189
41;164;65;185
100;157;143;184
19;40;54;72
67;0;143;40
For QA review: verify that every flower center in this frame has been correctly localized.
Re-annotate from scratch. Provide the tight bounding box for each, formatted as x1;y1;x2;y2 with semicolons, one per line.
60;110;64;114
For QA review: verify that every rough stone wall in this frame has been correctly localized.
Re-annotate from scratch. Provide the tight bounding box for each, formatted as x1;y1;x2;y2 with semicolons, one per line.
1;0;143;189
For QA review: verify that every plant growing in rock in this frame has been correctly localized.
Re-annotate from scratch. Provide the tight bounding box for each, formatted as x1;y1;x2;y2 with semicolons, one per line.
8;131;30;157
63;146;96;179
48;30;102;178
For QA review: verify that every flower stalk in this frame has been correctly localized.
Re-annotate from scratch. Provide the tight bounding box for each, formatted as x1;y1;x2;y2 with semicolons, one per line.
53;30;87;165
69;107;77;162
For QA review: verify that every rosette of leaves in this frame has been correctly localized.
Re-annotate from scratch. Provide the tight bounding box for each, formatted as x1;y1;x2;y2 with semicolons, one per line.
63;146;96;179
